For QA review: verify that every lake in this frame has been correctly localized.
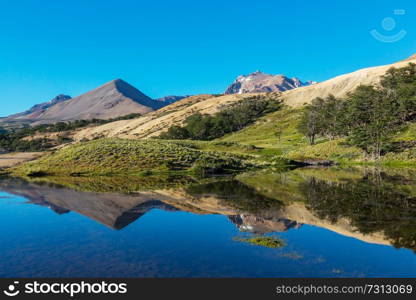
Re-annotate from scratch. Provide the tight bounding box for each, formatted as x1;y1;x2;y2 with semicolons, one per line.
0;167;416;277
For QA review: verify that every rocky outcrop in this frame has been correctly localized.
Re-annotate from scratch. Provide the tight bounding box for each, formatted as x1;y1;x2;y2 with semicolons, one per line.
225;71;315;94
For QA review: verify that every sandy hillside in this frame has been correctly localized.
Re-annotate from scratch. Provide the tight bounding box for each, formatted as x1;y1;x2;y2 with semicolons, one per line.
73;93;262;140
282;56;416;107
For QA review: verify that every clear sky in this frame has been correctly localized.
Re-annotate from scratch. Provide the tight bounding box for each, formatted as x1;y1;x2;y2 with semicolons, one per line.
1;0;415;116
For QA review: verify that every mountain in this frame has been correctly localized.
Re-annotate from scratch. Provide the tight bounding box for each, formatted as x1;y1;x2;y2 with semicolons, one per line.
3;79;166;125
224;71;315;94
71;55;416;141
31;79;164;124
5;94;72;121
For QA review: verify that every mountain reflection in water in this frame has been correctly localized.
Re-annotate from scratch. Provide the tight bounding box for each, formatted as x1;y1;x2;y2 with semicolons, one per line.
1;167;416;251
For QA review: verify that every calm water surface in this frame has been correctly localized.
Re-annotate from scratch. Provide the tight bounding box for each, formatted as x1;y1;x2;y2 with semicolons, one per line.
0;167;416;277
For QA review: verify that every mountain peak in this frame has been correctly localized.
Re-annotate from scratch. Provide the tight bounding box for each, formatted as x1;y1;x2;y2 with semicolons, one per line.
111;78;128;85
49;94;72;105
100;78;128;88
250;70;265;75
225;71;315;94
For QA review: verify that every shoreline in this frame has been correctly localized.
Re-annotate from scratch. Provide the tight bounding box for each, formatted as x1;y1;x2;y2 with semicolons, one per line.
0;152;44;170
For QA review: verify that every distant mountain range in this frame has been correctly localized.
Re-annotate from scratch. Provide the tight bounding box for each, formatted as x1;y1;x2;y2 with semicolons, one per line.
6;94;72;121
2;70;314;125
3;54;416;127
224;71;316;94
2;79;187;125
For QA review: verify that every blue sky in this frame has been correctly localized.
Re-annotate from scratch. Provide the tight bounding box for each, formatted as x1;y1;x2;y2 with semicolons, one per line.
1;0;415;116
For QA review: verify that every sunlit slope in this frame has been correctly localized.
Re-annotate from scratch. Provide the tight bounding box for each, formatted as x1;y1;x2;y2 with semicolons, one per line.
282;56;416;107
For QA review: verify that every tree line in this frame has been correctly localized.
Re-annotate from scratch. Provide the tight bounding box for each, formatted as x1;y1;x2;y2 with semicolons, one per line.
299;63;416;158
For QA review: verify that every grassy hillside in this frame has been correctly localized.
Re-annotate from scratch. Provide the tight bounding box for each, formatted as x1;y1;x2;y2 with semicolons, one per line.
214;107;416;165
13;138;261;177
218;108;306;155
216;107;364;161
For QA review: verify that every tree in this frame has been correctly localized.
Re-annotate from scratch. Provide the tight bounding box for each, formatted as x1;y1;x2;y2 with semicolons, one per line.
344;85;401;158
380;63;416;122
298;97;328;145
319;94;347;139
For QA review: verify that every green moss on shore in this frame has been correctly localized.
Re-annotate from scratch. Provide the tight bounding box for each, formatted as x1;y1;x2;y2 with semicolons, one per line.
234;236;286;248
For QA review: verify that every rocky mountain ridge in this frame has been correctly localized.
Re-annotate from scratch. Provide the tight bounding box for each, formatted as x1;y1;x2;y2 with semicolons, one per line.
225;71;316;94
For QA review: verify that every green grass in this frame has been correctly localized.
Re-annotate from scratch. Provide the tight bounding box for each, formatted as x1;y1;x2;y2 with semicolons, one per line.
394;123;416;142
218;108;307;155
13;138;260;176
169;140;261;155
216;107;416;166
284;139;365;162
215;107;366;163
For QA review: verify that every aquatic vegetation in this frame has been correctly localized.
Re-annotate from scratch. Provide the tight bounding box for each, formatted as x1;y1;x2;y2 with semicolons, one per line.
234;236;286;248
